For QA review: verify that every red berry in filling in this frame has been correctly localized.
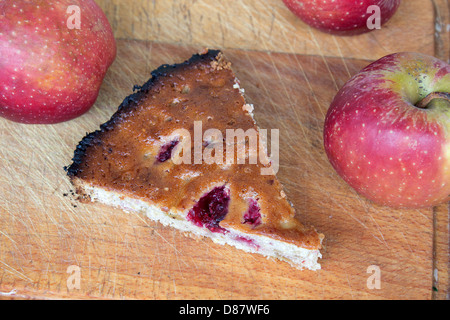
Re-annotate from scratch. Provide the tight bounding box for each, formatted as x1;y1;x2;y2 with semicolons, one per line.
187;186;230;233
156;140;179;162
243;199;262;227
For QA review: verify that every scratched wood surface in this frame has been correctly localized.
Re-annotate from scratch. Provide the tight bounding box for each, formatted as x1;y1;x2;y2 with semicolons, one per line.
0;0;448;300
96;0;438;61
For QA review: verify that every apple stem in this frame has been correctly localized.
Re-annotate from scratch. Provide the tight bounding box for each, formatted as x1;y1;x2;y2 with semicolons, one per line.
415;92;450;109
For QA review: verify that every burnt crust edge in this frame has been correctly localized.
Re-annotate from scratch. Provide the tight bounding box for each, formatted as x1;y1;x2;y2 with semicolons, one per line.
65;49;222;178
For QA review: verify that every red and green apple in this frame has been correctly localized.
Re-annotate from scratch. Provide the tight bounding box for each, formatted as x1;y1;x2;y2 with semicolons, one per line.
282;0;401;35
324;52;450;208
0;0;116;124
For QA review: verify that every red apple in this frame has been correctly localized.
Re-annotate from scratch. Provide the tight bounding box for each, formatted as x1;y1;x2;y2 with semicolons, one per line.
0;0;116;124
324;52;450;208
282;0;401;35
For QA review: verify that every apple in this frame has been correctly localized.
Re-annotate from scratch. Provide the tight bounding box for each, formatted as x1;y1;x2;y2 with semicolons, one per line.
323;52;450;208
0;0;116;124
282;0;401;35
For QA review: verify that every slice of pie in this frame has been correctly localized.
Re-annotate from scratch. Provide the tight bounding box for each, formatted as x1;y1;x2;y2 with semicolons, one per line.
66;49;324;270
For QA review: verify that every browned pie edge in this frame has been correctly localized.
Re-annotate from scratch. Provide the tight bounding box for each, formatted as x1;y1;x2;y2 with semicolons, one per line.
66;49;223;178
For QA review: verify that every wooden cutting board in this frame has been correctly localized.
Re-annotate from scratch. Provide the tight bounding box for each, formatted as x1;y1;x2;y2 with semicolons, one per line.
0;0;448;300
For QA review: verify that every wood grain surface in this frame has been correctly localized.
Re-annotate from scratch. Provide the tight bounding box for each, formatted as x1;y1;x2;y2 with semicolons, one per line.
0;0;448;300
96;0;437;61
